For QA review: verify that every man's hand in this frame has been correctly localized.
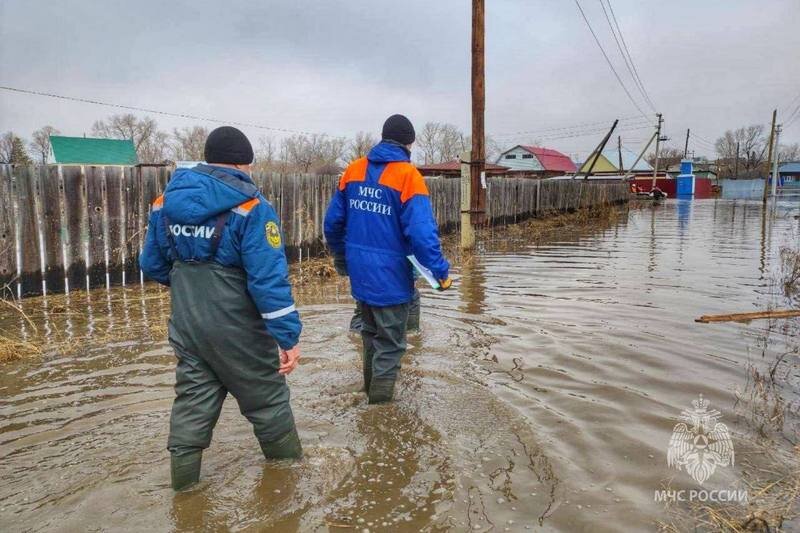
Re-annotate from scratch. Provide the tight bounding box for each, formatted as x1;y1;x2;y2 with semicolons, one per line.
279;345;301;375
437;276;453;291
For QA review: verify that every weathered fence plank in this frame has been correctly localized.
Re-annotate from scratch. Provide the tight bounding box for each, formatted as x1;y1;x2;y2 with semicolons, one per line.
105;166;125;285
0;166;17;296
41;166;65;294
123;167;142;282
86;166;107;288
15;166;43;296
62;166;87;291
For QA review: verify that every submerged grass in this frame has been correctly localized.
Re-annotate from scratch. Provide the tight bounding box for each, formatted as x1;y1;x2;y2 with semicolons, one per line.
659;224;800;532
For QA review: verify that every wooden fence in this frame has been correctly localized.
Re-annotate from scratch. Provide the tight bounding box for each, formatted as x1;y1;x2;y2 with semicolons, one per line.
0;164;628;298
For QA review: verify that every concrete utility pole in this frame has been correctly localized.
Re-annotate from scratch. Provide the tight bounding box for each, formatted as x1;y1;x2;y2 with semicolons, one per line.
734;141;740;179
684;128;690;158
763;109;777;203
651;113;663;188
470;0;486;223
617;135;624;174
771;124;781;198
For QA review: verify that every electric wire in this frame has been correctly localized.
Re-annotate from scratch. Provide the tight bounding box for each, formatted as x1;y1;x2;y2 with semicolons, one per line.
604;0;657;112
492;114;648;138
572;0;650;119
0;85;327;136
598;0;656;112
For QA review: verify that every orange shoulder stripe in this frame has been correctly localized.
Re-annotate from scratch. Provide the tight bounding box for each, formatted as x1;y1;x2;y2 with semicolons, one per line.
232;197;261;216
378;162;429;203
151;194;164;211
339;157;368;190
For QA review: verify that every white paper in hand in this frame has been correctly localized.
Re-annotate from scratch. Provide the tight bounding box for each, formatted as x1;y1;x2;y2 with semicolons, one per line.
406;255;440;290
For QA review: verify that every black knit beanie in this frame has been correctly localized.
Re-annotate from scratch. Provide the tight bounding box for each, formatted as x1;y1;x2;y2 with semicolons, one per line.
204;126;254;164
381;114;415;145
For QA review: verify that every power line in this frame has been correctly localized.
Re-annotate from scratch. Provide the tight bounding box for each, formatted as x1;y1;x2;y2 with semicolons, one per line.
501;123;651;143
0;85;326;136
492;114;648;138
785;102;800;128
604;0;657;112
779;90;800;117
598;0;655;112
572;0;650;119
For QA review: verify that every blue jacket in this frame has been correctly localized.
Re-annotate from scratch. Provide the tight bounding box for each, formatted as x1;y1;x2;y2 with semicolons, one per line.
323;141;449;306
139;164;301;349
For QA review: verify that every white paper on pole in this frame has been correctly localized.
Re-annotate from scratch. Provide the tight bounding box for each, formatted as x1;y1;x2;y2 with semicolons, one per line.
406;255;440;290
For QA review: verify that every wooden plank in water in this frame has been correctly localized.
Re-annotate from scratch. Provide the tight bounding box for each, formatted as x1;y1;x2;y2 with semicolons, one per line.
86;166;107;288
62;166;87;290
15;166;43;295
695;310;800;323
105;166;124;284
0;165;17;297
40;166;65;294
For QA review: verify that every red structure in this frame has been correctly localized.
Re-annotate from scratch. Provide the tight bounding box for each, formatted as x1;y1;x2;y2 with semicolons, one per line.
632;177;714;199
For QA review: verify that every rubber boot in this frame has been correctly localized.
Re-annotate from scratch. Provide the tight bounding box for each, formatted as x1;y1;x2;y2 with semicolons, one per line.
260;427;303;460
171;450;202;491
362;351;373;393
368;378;396;404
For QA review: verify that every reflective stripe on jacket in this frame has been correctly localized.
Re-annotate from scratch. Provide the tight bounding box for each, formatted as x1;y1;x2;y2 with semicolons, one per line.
139;164;301;349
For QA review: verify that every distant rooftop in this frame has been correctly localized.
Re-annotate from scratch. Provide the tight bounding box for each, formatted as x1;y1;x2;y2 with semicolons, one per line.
517;146;578;173
50;135;138;166
778;161;800;174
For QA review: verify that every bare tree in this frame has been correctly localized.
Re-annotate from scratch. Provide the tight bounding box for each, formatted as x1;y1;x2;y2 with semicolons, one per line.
414;122;468;164
778;142;800;163
172;126;208;161
281;134;346;174
715;125;766;178
256;136;276;164
465;134;504;162
0;132;32;164
30;125;60;164
252;135;278;173
347;131;377;161
92;113;169;163
416;123;441;164
485;135;503;162
646;146;684;169
140;131;170;164
438;124;467;162
0;132;14;163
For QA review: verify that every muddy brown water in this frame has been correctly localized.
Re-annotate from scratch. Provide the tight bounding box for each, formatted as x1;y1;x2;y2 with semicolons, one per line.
1;199;799;532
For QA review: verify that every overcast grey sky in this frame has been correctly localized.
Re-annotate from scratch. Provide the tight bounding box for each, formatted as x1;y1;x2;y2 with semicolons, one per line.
1;0;799;160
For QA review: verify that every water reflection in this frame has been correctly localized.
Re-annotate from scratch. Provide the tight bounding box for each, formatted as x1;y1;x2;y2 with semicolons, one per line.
0;200;798;532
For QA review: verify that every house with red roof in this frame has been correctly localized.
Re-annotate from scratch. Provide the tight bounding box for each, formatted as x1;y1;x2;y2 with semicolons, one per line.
496;145;577;178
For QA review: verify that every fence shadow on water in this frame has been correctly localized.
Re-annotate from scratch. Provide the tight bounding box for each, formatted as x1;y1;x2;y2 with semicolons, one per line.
0;164;628;299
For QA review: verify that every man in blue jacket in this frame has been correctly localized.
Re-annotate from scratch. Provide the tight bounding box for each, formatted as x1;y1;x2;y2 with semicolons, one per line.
324;114;451;404
140;126;302;491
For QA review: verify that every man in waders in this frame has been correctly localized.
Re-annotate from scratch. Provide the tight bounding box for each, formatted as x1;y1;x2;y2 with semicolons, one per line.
324;114;451;404
140;126;302;491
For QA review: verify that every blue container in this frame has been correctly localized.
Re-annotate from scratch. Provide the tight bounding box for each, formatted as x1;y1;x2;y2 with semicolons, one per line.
676;175;695;196
680;159;693;175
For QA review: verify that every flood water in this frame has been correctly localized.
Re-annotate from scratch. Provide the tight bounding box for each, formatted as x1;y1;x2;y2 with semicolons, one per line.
1;199;799;532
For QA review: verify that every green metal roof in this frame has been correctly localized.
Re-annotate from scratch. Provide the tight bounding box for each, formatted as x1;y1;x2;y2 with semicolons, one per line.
50;135;138;165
